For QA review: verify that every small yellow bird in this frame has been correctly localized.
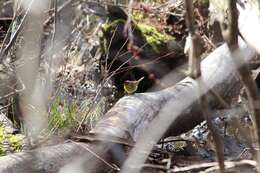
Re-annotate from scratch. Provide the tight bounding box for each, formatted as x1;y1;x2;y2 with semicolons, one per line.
123;77;144;94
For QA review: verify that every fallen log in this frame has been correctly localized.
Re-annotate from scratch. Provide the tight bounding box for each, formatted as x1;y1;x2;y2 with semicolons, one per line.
0;37;256;173
92;38;255;140
0;2;258;173
0;142;89;173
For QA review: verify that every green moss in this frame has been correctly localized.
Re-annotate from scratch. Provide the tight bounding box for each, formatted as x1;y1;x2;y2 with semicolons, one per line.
0;127;5;156
0;127;4;140
9;134;23;152
195;0;209;7
132;10;146;22
102;19;125;32
137;23;171;52
102;19;172;53
0;126;24;156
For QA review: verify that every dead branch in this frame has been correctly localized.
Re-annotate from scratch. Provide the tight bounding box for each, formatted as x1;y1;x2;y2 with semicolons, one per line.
218;0;260;170
140;160;256;172
184;0;224;171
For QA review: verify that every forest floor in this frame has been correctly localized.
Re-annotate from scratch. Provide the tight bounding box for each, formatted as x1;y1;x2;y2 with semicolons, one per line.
0;0;260;172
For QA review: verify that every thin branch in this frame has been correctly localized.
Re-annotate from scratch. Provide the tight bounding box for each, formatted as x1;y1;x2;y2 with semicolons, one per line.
222;0;260;171
43;0;72;26
0;76;25;101
184;0;225;172
51;0;57;50
69;141;120;171
139;160;256;172
0;0;35;60
0;17;16;54
124;0;134;47
184;0;202;78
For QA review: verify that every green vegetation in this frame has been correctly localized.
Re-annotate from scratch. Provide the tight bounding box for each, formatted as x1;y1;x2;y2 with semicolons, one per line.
0;127;5;156
49;98;77;131
79;97;106;128
0;126;24;156
132;10;146;22
9;134;23;152
137;23;171;52
102;19;125;32
102;19;171;53
195;0;209;7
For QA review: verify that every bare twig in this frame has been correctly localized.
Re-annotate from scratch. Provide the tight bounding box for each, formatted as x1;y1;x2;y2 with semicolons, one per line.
0;0;35;60
0;77;25;101
221;0;260;171
124;0;134;47
0;0;23;54
0;16;16;54
209;89;230;108
104;24;118;77
139;160;256;172
184;1;225;172
51;0;57;49
43;0;72;26
184;0;202;78
70;141;120;171
199;89;225;173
